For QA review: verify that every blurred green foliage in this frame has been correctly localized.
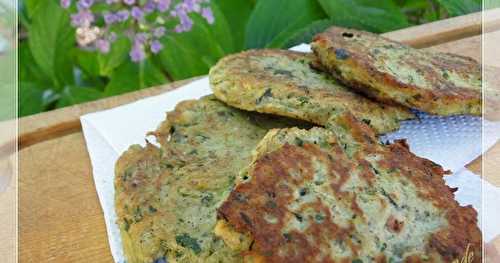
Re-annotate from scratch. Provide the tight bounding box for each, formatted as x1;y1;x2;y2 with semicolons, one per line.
18;0;485;117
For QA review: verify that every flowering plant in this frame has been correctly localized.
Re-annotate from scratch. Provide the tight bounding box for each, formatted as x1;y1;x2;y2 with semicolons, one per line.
61;0;215;62
20;0;477;117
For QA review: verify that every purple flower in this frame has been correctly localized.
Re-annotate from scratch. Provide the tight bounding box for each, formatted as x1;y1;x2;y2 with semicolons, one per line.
96;39;110;53
71;9;94;27
201;7;214;24
103;12;117;25
60;0;71;9
171;3;184;16
131;6;143;20
108;32;117;42
156;0;171;12
150;40;163;54
77;0;93;10
130;44;146;62
178;12;193;32
66;0;215;63
153;27;166;38
143;1;156;14
182;0;201;13
134;33;148;44
116;10;129;22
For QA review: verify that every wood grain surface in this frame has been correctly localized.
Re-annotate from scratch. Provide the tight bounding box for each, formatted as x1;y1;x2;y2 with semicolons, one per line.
383;8;500;48
20;133;113;262
14;10;500;263
17;77;201;149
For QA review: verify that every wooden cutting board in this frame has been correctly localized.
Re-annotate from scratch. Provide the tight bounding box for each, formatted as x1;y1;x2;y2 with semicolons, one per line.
11;9;500;262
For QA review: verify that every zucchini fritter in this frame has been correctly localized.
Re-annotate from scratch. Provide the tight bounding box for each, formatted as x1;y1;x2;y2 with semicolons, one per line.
115;95;308;263
312;27;482;116
209;49;414;134
216;112;482;262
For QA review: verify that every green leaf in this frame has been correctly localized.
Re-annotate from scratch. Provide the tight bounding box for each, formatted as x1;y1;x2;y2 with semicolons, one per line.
76;50;100;78
208;2;235;54
318;0;409;33
18;4;31;28
19;3;32;29
245;0;326;48
398;0;430;10
104;59;168;96
74;50;109;89
158;12;231;80
398;0;445;24
19;82;58;117
28;0;75;89
214;0;254;50
19;82;44;117
24;0;43;18
56;86;103;108
276;19;335;48
98;37;131;76
158;36;212;80
19;41;50;84
436;0;481;16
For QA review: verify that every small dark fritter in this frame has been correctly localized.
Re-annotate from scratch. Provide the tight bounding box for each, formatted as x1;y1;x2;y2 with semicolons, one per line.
216;112;482;262
115;95;308;263
312;27;482;116
209;49;414;134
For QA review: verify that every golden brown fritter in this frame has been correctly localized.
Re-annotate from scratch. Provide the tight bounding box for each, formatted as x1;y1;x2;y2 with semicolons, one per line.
209;49;414;134
216;112;482;262
115;95;308;263
312;27;482;116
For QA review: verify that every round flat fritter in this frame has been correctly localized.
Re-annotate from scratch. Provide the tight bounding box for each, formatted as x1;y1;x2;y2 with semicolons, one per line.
115;95;308;263
209;49;414;135
312;27;482;116
216;112;482;262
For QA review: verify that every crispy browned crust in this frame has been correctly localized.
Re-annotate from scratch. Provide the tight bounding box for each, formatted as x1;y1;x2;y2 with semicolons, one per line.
210;49;414;134
217;113;482;262
115;96;310;263
312;27;482;116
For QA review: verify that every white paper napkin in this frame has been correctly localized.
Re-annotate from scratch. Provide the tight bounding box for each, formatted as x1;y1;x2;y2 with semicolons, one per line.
81;78;212;262
81;45;500;263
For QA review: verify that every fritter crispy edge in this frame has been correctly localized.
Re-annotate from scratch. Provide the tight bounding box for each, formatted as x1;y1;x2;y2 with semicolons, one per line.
115;95;309;263
312;26;482;116
210;49;414;134
216;112;482;262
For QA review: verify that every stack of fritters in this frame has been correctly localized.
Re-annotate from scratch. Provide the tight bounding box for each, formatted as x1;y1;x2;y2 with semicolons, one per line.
115;96;308;263
216;112;481;262
115;27;483;263
210;49;413;134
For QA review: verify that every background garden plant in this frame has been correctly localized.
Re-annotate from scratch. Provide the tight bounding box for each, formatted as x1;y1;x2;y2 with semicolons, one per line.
19;0;486;116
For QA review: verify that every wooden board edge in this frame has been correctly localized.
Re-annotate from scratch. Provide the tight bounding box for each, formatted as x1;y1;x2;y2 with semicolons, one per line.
383;8;500;48
16;77;202;150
